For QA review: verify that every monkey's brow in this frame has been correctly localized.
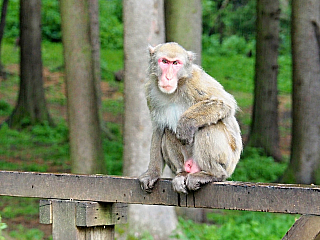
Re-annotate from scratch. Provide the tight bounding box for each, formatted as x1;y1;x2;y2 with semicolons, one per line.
158;56;183;62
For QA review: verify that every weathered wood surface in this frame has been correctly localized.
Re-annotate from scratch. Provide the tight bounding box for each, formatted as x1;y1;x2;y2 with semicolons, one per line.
282;215;320;240
1;171;320;215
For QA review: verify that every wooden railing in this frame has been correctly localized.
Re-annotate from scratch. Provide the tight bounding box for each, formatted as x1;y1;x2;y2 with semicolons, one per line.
1;170;320;239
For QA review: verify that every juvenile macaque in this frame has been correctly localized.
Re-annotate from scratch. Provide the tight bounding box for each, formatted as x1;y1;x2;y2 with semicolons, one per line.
139;42;242;194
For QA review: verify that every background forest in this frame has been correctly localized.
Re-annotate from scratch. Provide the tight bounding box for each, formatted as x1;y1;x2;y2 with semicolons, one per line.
0;0;313;239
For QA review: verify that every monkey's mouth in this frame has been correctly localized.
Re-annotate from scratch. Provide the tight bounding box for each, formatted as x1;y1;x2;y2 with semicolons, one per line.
159;85;176;93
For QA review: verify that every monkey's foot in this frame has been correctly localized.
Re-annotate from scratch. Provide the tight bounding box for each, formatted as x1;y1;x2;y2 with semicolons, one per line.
172;173;188;194
138;172;159;193
186;172;224;191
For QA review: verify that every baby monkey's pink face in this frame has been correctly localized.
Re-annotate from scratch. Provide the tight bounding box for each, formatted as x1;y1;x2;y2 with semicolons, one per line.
158;57;183;94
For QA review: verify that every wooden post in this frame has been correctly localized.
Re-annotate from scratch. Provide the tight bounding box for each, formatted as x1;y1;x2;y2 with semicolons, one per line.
39;199;127;240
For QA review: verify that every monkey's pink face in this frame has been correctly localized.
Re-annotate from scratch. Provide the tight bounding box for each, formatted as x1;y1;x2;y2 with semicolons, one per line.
158;58;183;94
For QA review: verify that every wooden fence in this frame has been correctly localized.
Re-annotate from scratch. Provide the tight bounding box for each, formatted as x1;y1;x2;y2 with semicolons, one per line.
1;170;320;239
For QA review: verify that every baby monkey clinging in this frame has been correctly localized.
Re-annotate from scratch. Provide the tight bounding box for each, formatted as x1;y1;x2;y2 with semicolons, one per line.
139;42;242;194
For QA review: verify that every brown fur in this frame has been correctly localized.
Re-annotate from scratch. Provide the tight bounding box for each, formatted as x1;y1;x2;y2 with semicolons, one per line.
139;42;242;194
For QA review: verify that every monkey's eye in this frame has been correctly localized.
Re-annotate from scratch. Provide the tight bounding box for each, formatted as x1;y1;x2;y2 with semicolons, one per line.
162;59;169;64
172;61;179;65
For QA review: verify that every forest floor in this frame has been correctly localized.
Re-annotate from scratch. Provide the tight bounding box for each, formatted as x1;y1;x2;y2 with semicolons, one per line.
0;63;292;239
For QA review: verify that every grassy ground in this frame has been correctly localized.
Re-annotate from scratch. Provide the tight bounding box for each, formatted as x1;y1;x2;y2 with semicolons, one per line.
0;40;296;239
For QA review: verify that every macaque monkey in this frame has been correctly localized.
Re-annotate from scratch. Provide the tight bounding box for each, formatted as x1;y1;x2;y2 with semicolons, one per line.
139;42;242;194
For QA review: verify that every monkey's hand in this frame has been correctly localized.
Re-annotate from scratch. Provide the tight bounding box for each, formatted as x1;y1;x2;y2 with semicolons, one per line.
139;171;160;193
176;118;197;145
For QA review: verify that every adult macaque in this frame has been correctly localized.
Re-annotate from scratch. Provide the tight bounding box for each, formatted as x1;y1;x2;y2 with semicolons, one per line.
139;42;242;194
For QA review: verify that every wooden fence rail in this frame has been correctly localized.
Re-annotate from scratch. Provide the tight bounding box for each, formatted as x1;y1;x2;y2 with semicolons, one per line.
1;170;320;239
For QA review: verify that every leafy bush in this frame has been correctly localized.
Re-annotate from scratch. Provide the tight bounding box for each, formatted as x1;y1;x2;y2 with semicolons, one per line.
0;100;12;116
41;1;61;42
202;0;256;41
99;0;123;49
231;147;287;182
203;35;255;56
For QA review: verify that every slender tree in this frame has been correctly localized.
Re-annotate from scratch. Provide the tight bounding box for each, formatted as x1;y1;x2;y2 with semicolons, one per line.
123;0;178;239
282;0;320;184
6;0;53;128
60;0;105;174
165;0;202;64
246;0;282;161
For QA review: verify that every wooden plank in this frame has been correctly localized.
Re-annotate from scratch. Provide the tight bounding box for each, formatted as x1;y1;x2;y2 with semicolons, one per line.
191;181;320;215
1;171;320;215
0;171;177;206
282;215;320;240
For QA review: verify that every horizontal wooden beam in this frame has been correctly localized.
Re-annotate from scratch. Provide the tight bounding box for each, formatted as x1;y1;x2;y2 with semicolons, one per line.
1;170;320;215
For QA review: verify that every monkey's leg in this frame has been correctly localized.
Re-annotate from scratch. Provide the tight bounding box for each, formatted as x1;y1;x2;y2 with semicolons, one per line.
186;123;233;192
161;129;188;194
139;129;165;193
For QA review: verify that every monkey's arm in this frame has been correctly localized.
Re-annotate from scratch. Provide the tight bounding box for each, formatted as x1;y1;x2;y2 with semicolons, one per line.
139;129;164;192
176;98;234;144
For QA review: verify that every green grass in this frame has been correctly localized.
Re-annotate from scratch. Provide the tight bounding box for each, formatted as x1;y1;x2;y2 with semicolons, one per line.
174;212;298;240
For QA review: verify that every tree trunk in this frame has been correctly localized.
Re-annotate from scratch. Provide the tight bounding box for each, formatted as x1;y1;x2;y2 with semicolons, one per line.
282;0;320;184
6;0;53;128
88;0;102;121
0;0;9;75
246;0;282;162
123;0;178;239
60;0;105;174
165;0;202;64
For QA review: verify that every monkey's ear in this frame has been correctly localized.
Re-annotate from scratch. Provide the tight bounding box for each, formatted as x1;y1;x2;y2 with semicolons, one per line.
148;45;156;56
187;51;196;62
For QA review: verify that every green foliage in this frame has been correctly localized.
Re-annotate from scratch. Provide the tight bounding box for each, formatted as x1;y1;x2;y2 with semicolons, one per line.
278;55;292;94
0;215;7;240
202;50;292;95
202;0;256;41
175;212;297;240
231;147;287;182
41;1;61;41
4;0;19;40
99;0;123;49
202;53;255;93
9;225;44;240
104;122;123;175
0;100;12;116
100;49;124;80
203;35;255;56
5;0;124;49
0;122;70;171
